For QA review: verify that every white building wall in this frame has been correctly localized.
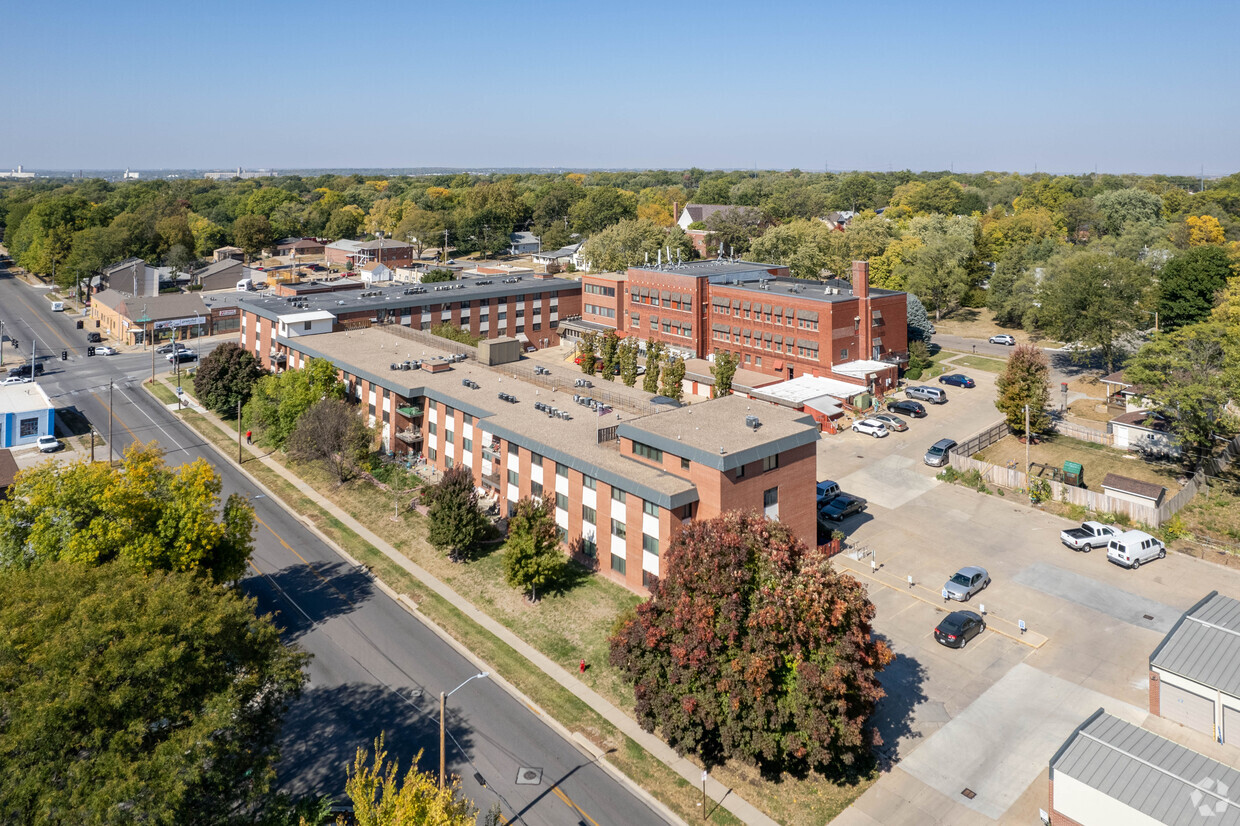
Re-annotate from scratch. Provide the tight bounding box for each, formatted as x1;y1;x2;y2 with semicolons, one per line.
1051;773;1164;826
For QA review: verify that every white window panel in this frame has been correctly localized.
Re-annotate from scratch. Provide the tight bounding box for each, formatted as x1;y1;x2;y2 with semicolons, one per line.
444;440;454;457
611;498;626;521
368;389;376;406
428;406;437;422
556;508;568;530
642;512;659;537
643;551;659;575
482;459;493;476
428;435;437;450
530;464;543;484
582;487;596;509
556;474;569;495
462;449;473;468
508;483;520;502
463;422;474;439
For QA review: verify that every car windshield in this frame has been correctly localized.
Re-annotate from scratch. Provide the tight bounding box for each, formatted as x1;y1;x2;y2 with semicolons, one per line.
939;617;963;632
928;446;945;457
950;573;971;587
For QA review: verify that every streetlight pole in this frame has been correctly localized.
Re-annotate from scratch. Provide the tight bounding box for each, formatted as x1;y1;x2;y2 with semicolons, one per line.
108;379;114;466
440;672;489;789
1025;404;1032;501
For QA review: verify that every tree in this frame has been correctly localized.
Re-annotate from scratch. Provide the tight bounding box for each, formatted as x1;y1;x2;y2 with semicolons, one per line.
569;187;637;236
660;357;685;402
1124;322;1240;464
905;293;934;342
710;351;737;397
1157;245;1233;331
643;341;664;394
618;337;639;387
577;332;598;375
901;236;973;321
396;207;446;260
0;561;308;824
705;207;763;257
504;496;563;602
287;399;372;483
994;344;1051;438
748;219;836;279
424;466;490;563
325;206;364;241
1186;214;1226;246
609;512;892;777
0;442;254;583
421;268;455;283
233;213;274;261
577;219;693;272
340;734;480;826
193;341;266;416
63;224;119;298
245;357;345;448
1094;188;1163;235
832;174;878;212
1038;251;1152;372
598;331;620;381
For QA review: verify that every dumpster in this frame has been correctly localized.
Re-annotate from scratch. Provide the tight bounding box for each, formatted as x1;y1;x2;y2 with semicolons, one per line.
1063;460;1083;487
76;320;84;329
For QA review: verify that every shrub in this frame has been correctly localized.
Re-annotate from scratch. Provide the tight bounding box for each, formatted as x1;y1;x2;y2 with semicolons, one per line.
904;367;923;381
1066;503;1088;522
1160;514;1188;543
1029;478;1052;504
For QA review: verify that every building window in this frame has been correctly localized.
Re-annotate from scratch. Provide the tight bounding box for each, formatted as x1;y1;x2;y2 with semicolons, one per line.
509;442;519;458
428;447;437;461
583;475;596;490
556;492;569;511
612;488;626;503
581;537;597;557
764;486;779;519
642;570;657;588
611;519;626;539
557;462;568;479
642;534;659;556
582;505;596;525
611;554;626;574
428;421;437;436
530;453;542;467
632;441;663;462
19;418;38;438
445;455;454;469
840;348;849;359
763;454;779;472
643;500;658;517
736;463;746;479
680;457;690;470
463;437;472;452
444;429;454;445
531;481;543;498
556;525;568;542
507;469;519;487
303;320;312;331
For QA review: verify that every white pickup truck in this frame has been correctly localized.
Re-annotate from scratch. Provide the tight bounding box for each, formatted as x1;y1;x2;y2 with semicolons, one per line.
1060;521;1119;552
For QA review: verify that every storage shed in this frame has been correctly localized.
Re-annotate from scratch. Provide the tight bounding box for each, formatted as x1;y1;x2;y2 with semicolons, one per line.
1150;592;1240;744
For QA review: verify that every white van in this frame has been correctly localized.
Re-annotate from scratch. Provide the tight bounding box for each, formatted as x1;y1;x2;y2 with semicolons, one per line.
236;278;254;292
50;301;65;312
1106;529;1166;569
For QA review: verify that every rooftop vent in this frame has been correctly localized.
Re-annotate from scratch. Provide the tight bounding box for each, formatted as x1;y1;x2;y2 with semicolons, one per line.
745;415;760;430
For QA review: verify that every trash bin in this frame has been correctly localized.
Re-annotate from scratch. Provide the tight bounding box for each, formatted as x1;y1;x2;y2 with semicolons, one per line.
1063;461;1083;487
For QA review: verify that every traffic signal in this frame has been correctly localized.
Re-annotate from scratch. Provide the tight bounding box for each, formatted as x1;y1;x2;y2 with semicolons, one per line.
61;350;68;361
86;346;95;357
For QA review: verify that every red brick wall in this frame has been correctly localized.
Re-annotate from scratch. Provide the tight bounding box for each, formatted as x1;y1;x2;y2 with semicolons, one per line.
1149;670;1160;715
1048;777;1087;826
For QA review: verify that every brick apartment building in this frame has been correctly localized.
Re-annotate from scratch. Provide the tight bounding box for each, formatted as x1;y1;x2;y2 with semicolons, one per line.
325;238;416;268
237;275;582;370
266;326;819;594
571;259;907;388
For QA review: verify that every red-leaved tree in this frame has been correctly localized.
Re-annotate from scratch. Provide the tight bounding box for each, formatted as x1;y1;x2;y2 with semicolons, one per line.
609;511;892;779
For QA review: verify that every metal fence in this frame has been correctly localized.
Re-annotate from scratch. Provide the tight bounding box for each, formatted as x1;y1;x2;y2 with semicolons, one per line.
597;424;619;444
380;323;479;359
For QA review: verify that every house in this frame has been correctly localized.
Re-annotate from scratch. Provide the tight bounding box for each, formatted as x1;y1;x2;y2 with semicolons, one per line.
1109;410;1180;457
1099;472;1166;508
508;232;540;255
213;246;245;263
1098;370;1150;412
102;258;160;298
392;262;467;283
1049;709;1240;825
193;258;266;292
0;384;55;448
358;261;393;285
820;211;856;231
0;448;18;499
325;238;414;268
89;290;211;346
1149;591;1240;743
532;242;582;270
675;204;763;255
275;237;326;257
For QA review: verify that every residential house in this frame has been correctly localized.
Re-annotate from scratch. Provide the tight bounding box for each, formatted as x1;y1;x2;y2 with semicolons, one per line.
275;237;326;257
213;246;245;263
325;238;414;268
358;261;393;285
508;232;540;255
193;258;266;292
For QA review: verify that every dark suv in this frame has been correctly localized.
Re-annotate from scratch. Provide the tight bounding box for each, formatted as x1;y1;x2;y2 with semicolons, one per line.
86;332;102;343
8;362;44;378
886;399;926;418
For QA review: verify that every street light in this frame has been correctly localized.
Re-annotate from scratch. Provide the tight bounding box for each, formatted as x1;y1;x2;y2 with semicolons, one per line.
440;671;489;789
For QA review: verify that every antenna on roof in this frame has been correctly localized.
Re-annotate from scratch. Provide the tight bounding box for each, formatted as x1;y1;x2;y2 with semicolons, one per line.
657;248;662;268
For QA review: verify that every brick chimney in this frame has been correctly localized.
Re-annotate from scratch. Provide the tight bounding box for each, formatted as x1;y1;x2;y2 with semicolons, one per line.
851;260;869;298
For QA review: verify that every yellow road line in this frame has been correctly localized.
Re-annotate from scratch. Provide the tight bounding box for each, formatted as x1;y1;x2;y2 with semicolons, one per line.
552;785;600;826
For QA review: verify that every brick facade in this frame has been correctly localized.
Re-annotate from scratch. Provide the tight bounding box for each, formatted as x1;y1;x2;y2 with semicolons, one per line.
1148;669;1160;715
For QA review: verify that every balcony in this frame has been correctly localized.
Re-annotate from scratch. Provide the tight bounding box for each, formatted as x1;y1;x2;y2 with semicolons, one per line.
395;428;423;445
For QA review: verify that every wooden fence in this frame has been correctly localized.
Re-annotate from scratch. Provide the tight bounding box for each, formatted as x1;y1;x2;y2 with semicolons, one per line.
1050;419;1113;446
955;420;1011;457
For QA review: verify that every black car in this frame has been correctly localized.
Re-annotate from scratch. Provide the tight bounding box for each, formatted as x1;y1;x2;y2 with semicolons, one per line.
886;399;927;418
818;495;867;525
8;362;44;378
934;610;985;648
86;332;102;343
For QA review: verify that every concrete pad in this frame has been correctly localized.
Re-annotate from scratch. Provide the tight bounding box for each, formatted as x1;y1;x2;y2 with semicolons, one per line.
898;663;1146;820
837;453;938;511
1012;561;1181;633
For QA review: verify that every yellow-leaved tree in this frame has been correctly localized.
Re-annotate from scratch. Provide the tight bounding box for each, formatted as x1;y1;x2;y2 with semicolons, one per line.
1186;214;1226;246
342;735;495;826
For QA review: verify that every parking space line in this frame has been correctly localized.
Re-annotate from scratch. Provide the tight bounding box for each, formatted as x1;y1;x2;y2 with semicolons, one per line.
834;555;1048;649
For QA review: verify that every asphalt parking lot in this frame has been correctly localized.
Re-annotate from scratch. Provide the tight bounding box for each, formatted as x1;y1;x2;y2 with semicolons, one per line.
817;367;1240;824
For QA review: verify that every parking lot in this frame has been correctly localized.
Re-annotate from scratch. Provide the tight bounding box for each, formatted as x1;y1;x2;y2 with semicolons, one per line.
817;367;1240;824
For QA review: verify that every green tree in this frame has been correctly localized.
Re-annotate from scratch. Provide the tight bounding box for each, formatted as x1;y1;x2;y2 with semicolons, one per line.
901;236;973;321
569;187;637;236
424;466;490;563
1039;251;1153;372
748;219;837;279
577;332;598;375
710;351;737;397
598;331;620;381
504;496;564;603
705;207;763;257
994;344;1052;438
396;207;446;260
193;341;266;416
0;561;308;824
340;734;480;826
325;206;364;241
618;337;640;387
1093;187;1163;235
421;268;456;283
0;442;254;583
577;219;693;272
1124;322;1240;464
660;356;685;402
643;341;664;394
63;224;120;298
1157;245;1233;331
233;213;274;261
609;512;892;776
245;357;345;448
287;399;372;483
832;174;878;212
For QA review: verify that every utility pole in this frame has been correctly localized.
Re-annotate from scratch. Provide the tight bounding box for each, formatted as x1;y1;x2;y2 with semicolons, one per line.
108;379;114;466
90;428;95;463
238;398;243;464
439;691;446;790
1025;404;1032;502
443;229;449;264
1;319;6;366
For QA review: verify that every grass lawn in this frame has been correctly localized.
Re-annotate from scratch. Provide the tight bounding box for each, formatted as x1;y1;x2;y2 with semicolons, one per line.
976;433;1186;493
949;354;1007;373
931;307;1064;348
146;380;180;405
1066;399;1117;424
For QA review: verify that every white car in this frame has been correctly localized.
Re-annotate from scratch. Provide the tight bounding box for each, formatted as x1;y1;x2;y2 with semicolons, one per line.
989;334;1016;345
36;435;62;453
0;376;31;386
851;418;889;438
93;345;117;356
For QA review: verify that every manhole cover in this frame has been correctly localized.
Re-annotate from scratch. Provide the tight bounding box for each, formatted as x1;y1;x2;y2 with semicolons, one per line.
515;767;542;785
1143;614;1155;621
961;788;977;800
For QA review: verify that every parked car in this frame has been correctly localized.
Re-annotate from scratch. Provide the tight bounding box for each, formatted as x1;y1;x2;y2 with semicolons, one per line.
93;345;117;356
924;438;957;467
36;435;62;453
816;480;841;507
0;376;31;386
886;399;927;418
1106;530;1166;569
1060;521;1120;552
156;342;188;355
870;413;908;432
989;334;1016;345
8;362;44;378
819;494;867;523
943;566;990;601
906;385;948;404
938;373;975;388
851;418;889;438
934;610;986;648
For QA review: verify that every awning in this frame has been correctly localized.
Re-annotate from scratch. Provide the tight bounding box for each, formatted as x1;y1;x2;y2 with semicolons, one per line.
517;333;531;343
773;360;784;371
397;406;423;417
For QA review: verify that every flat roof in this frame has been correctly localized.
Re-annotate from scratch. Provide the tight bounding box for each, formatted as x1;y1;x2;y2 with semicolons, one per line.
1151;592;1240;698
0;382;52;411
753;374;868;404
1051;710;1240;825
234;275;579;322
278;310;336;323
618;394;819;472
722;276;905;305
277;327;699;509
629;259;786;279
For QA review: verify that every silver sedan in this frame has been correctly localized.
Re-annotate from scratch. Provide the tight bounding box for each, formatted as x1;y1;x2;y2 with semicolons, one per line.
943;566;990;601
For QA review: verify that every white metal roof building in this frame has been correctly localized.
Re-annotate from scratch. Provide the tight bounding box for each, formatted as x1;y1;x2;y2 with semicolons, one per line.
1150;592;1240;745
1050;709;1240;825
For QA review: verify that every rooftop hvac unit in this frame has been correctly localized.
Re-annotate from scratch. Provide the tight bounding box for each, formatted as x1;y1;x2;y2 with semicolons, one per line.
745;415;760;429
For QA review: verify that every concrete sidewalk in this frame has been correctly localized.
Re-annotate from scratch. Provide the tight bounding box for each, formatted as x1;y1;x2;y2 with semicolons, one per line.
176;381;778;826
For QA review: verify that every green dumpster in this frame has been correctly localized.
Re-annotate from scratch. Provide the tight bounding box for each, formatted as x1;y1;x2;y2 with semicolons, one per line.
1063;461;1083;487
855;393;872;411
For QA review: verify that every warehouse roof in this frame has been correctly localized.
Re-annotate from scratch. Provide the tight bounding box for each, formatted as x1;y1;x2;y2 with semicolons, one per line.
1151;592;1240;698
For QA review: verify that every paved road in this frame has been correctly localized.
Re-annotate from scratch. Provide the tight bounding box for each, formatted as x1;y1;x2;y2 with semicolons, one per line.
0;270;670;826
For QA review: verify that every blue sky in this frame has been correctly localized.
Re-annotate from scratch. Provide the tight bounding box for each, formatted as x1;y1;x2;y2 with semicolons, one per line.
5;0;1238;174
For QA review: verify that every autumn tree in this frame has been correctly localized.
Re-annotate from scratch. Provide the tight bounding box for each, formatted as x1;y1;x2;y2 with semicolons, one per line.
0;442;254;583
0;561;307;824
504;496;564;603
1186;214;1226;246
711;351;737;397
245;357;346;448
193;341;266;416
609;511;892;777
643;341;664;394
1157;245;1233;331
1038;250;1152;372
396;206;446;260
339;734;484;826
424;466;490;562
994;344;1051;437
287;398;372;483
618;337;640;387
659;356;685;402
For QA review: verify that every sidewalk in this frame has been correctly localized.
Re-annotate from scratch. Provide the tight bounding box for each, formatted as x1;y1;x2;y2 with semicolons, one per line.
176;381;778;826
